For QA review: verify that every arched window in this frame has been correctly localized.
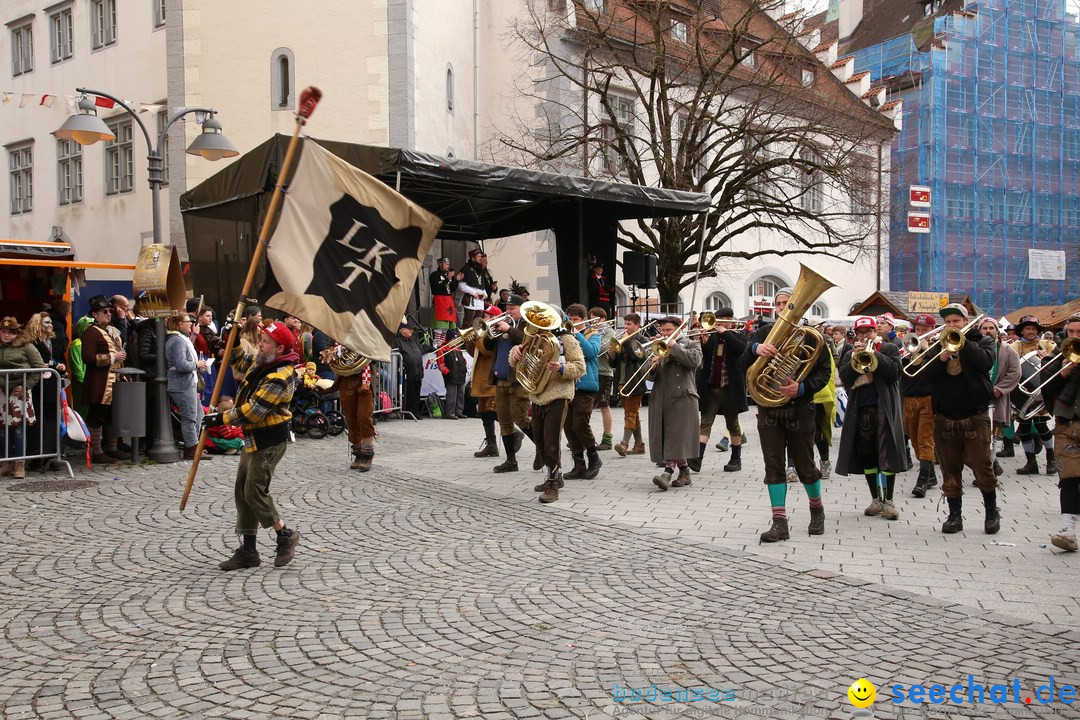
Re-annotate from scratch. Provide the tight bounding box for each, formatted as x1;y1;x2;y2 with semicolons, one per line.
446;63;455;113
810;302;828;321
704;291;731;313
271;48;295;110
747;275;786;319
446;146;456;159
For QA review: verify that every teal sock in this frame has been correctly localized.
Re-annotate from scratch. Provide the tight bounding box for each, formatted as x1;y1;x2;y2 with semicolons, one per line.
768;483;788;516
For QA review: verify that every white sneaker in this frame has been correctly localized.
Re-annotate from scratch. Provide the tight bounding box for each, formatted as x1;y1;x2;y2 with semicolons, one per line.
819;460;832;479
1051;531;1078;552
786;466;798;483
864;499;884;516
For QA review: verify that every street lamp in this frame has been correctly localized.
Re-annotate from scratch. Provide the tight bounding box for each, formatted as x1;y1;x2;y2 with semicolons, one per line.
55;87;238;463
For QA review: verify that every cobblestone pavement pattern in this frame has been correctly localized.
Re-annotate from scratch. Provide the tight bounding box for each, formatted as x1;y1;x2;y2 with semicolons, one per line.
1;408;1078;720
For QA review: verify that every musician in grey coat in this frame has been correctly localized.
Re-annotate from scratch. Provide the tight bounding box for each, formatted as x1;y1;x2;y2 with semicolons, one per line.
646;317;702;490
979;317;1021;469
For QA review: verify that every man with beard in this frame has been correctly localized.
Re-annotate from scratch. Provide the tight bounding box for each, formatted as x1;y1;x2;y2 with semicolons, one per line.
203;321;301;570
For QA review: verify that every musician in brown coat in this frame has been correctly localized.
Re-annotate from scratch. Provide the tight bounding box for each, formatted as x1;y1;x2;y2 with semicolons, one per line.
81;295;127;464
470;306;500;458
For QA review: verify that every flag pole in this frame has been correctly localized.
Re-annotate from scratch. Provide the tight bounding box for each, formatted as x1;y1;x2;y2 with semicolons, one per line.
180;86;322;511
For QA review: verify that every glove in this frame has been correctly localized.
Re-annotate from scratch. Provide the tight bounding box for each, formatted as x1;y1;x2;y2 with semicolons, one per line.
202;412;224;428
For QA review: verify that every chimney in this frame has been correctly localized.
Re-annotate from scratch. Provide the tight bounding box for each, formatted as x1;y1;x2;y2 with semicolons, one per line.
838;0;864;43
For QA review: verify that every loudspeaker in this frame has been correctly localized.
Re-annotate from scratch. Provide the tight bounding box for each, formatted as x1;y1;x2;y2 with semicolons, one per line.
623;251;657;289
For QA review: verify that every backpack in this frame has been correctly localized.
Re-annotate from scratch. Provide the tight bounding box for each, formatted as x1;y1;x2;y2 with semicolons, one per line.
378;391;392;411
425;392;443;418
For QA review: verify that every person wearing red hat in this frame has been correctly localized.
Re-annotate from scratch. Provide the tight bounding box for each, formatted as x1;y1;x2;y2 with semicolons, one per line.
204;319;301;570
902;313;941;497
836;316;909;520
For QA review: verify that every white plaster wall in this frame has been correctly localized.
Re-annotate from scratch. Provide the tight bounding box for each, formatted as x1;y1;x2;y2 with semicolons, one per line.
412;0;478;158
0;0;167;281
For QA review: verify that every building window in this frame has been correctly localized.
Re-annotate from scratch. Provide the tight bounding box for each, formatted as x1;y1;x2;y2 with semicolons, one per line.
670;20;688;43
748;276;785;319
157;109;169;186
601;92;635;175
800;147;823;213
104;118;133;195
90;0;117;49
271;48;295;110
584;0;605;10
739;46;756;68
446;63;455;113
446;146;456;159
704;292;731;313
10;19;34;76
810;302;828;321
8;143;33;215
56;139;82;206
801;68;815;87
49;5;73;64
153;0;166;28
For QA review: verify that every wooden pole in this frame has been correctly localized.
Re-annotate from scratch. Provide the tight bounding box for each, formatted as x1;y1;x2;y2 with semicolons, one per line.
180;86;322;511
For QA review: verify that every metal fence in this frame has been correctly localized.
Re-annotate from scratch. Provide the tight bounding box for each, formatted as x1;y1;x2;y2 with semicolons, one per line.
372;349;417;421
1;367;74;477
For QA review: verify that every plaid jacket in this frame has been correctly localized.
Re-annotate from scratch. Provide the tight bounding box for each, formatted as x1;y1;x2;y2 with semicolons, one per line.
223;358;298;452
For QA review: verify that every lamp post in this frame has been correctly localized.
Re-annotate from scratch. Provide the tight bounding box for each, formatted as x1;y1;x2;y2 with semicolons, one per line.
55;87;238;463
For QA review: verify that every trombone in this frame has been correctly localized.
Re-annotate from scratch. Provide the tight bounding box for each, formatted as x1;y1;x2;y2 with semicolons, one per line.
609;320;657;355
903;314;987;377
684;311;720;340
1015;337;1080;399
569;317;617;336
618;318;689;397
902;327;941;357
432;324;479;361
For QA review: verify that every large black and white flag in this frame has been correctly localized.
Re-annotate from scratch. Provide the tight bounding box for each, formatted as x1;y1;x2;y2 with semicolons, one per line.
265;139;441;360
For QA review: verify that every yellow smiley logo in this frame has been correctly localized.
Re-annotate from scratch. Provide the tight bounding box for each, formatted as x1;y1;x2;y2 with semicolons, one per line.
848;678;876;708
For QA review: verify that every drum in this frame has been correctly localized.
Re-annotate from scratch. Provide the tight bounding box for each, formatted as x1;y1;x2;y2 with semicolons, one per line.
1011;351;1043;419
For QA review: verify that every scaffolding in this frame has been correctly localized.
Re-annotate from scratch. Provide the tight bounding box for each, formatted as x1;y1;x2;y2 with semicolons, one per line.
852;0;1080;315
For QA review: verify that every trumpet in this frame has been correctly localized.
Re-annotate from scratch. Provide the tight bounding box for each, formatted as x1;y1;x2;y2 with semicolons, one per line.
618;319;689;397
903;314;987;377
1016;336;1080;399
902;327;941;356
850;337;880;374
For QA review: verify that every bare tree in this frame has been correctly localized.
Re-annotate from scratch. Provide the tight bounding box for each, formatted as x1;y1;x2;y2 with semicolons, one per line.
496;0;895;305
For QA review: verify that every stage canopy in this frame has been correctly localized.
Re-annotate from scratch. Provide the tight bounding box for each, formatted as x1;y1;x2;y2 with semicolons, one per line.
180;135;710;312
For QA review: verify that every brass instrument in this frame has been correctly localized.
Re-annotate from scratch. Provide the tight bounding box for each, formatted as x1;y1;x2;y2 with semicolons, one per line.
619;318;689;397
684;311;719;340
570;317;616;337
476;311;513;341
746;263;837;407
850;337;880;375
902;327;941;357
1016;336;1080;400
609;320;655;355
433;324;478;361
320;345;371;377
516;301;562;394
903;314;987;376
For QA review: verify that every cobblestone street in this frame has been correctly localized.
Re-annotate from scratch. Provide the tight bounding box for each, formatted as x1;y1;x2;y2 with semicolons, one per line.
2;409;1079;720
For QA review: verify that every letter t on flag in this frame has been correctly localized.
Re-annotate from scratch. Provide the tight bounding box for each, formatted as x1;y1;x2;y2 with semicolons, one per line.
265;139;441;361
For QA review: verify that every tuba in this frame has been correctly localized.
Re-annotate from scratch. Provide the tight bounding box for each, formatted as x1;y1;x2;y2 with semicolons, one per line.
746;263;837;407
516;301;562;394
320;345;372;377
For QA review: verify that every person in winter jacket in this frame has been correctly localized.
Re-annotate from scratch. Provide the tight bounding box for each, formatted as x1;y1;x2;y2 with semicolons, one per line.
165;313;208;459
437;328;468;420
395;321;431;418
563;304;602;480
0;316;46;479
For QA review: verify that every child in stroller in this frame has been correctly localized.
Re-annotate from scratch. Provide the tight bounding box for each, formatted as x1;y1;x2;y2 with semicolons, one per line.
291;363;345;439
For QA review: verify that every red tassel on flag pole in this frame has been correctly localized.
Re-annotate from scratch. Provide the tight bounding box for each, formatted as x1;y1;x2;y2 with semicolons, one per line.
94;95;115;109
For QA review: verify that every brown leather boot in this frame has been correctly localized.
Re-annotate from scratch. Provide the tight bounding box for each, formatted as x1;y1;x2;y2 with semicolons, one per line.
538;476;560;503
13;460;25;479
0;462;12;477
630;443;646;455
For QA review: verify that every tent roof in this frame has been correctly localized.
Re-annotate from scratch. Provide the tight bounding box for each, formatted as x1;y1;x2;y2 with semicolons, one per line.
0;239;74;260
179;135;712;241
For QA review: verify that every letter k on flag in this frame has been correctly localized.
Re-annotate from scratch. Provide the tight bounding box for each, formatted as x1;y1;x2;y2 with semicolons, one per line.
265;139;441;361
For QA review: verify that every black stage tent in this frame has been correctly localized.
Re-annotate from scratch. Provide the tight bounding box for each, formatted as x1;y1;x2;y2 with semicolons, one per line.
179;134;710;315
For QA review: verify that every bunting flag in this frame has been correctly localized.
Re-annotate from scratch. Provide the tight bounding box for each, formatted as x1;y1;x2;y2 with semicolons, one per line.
94;95;115;109
19;94;31;108
264;140;442;361
39;94;55;108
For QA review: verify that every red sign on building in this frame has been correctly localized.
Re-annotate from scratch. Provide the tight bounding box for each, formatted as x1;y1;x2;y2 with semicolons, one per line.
910;185;931;207
908;211;931;233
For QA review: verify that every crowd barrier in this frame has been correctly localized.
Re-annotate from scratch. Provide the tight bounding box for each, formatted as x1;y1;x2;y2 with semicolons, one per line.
372;349;417;421
1;367;75;478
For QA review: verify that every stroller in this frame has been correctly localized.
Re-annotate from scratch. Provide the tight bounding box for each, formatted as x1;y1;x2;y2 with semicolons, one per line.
290;384;345;439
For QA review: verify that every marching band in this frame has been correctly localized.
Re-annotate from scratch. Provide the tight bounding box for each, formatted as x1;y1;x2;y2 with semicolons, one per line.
307;261;1077;554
